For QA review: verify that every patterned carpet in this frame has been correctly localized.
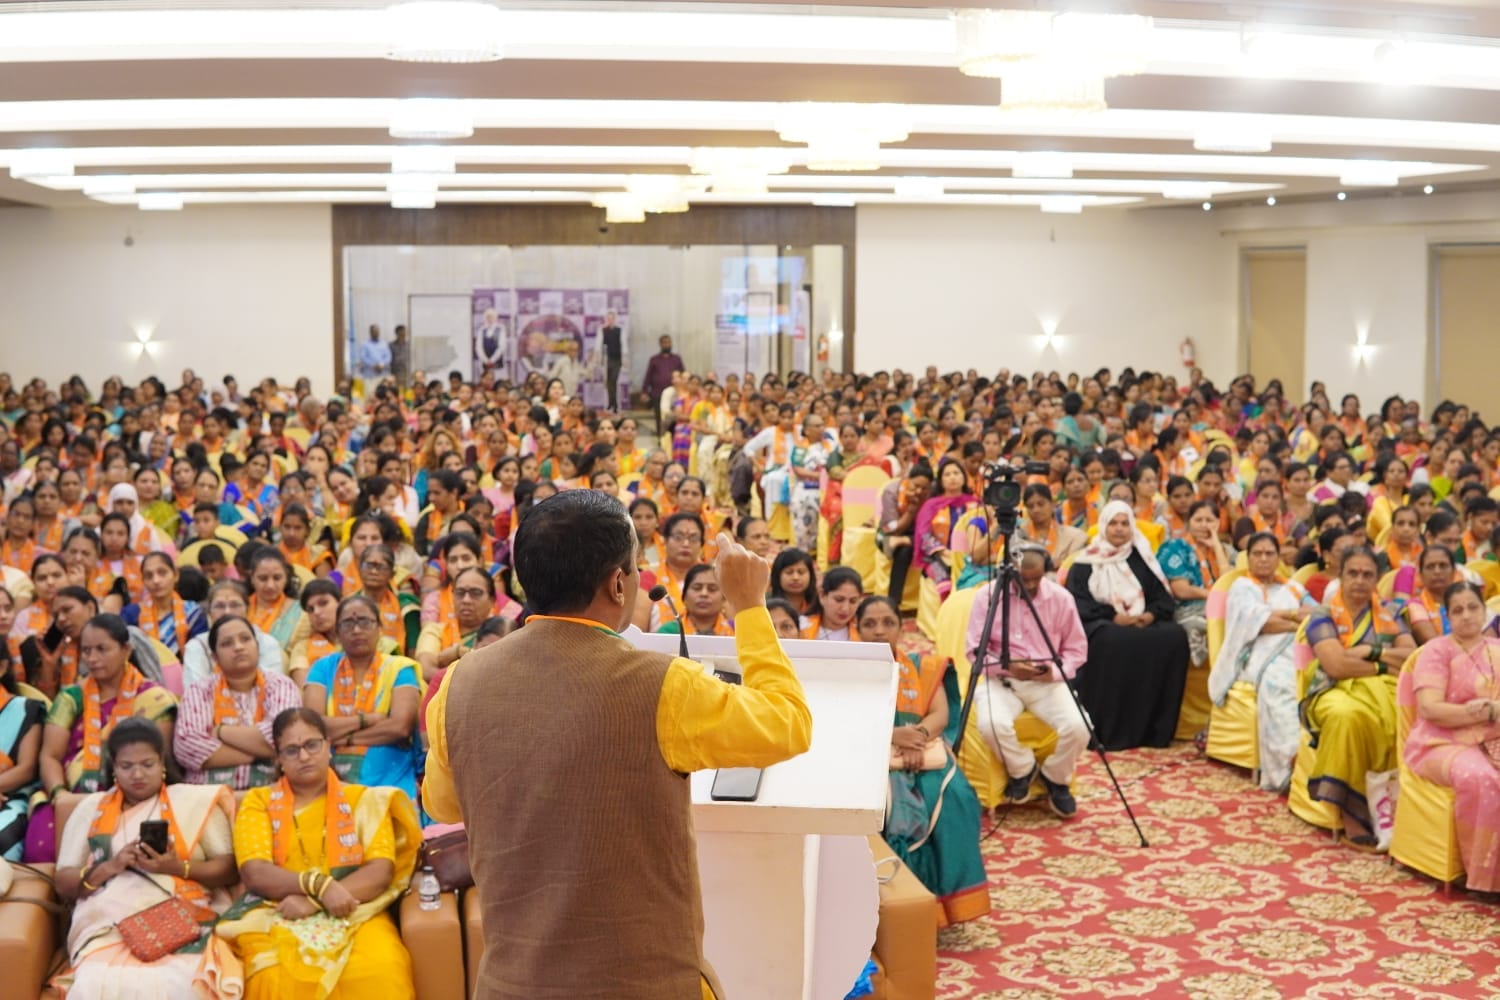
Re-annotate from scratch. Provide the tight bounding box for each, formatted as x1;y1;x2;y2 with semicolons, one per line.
934;742;1500;999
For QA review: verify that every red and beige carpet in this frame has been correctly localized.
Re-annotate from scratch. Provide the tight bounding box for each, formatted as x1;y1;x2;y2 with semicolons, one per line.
935;742;1500;999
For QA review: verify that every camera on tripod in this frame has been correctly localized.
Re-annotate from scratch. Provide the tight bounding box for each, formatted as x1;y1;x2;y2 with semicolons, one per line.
982;459;1050;533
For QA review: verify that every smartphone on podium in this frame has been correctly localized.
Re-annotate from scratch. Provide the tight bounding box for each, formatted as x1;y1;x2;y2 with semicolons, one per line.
710;767;763;802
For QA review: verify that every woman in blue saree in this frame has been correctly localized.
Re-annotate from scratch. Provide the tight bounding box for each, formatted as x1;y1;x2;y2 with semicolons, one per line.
857;595;990;926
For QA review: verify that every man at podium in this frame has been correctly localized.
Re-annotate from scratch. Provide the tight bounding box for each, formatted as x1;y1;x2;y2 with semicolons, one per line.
423;490;812;1000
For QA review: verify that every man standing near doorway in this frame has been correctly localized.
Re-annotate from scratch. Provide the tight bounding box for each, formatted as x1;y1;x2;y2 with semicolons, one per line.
643;335;685;432
358;324;391;387
601;310;624;413
391;323;411;391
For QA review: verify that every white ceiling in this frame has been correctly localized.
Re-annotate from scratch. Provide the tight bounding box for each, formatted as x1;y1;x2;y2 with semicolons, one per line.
4;0;1500;215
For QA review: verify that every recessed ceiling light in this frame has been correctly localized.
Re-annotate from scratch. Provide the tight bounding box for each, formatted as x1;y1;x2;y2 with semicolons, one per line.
1201;201;1212;211
1424;184;1434;194
1339;161;1400;187
9;148;75;180
1265;195;1277;205
137;192;183;211
893;177;945;198
1192;127;1272;154
1160;182;1214;200
1011;152;1074;179
390;191;437;209
391;146;457;174
1337;191;1347;200
1039;195;1084;214
389;99;474;140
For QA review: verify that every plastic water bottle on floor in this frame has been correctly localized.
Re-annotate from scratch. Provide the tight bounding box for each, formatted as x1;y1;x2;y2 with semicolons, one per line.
417;866;441;910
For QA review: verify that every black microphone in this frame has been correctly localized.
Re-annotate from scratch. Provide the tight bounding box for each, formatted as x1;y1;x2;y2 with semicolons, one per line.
648;584;691;659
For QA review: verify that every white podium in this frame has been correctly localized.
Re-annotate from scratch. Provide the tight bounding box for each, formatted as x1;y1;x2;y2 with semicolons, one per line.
631;632;899;1000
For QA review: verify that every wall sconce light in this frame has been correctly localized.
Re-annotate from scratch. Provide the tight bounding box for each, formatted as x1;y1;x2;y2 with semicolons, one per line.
1036;317;1060;350
1352;325;1373;365
132;325;157;357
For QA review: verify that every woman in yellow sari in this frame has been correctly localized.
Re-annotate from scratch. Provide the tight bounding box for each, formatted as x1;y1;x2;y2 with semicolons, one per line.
53;717;241;1000
1299;546;1415;846
219;707;419;1000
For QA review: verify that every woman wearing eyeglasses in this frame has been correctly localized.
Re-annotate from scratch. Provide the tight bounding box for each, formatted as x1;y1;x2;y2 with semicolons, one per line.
350;542;419;657
301;596;421;799
219;707;420;1000
415;567;498;682
52;717;241;999
174;615;302;791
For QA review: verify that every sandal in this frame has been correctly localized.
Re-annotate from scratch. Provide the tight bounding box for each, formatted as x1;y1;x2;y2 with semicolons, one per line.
1344;833;1381;852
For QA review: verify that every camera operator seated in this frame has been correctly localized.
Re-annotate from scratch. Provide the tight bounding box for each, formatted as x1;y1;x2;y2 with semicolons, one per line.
964;545;1090;818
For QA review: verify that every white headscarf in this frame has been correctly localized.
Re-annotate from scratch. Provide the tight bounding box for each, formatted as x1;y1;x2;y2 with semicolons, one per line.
107;482;154;549
1074;499;1167;616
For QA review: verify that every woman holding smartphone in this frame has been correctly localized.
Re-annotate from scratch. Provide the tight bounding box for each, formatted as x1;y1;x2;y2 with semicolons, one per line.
53;717;241;999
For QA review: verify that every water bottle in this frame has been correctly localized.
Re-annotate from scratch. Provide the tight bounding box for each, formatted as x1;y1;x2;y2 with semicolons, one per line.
417;866;441;911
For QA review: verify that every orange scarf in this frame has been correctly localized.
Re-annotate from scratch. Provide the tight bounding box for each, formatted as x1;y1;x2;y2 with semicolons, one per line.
267;771;364;871
305;632;340;664
138;593;191;654
1328;590;1399;647
1385;539;1422;569
327;654;387;759
84;564;116;601
366;588;402;648
1022;519;1058;551
1250;507;1288;543
1165;509;1188;540
801;616;858;641
212;671;267;728
35;518;63;552
111;555;144;602
248;593;288;635
0;537;37;570
79;664;146;779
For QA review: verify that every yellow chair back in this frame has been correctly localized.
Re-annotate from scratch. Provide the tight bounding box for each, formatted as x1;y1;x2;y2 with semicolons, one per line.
1205;568;1246;665
840;465;890;533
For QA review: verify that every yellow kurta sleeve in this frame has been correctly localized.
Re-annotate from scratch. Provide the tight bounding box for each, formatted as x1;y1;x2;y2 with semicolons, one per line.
655;606;813;773
232;788;275;864
415;623;444;656
420;663;463;823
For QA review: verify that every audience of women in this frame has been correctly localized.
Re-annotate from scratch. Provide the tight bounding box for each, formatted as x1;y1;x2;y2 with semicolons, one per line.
1300;547;1416;846
175;614;302;789
1405;582;1500;893
1212;531;1316;791
220;708;419;1000
1066;501;1191;750
53;718;241;999
857;595;990;925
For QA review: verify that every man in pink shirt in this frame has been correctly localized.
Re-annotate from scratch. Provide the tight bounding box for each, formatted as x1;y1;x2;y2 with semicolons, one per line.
965;545;1091;817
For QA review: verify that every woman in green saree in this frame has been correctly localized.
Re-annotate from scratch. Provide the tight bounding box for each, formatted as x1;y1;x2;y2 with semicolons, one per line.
857;595;990;926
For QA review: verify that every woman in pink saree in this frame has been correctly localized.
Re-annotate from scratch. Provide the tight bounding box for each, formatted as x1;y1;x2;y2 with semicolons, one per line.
1405;580;1500;892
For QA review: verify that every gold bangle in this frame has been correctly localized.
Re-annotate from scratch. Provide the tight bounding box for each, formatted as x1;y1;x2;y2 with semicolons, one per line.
182;859;191;881
80;864;97;892
315;875;333;901
299;870;313;896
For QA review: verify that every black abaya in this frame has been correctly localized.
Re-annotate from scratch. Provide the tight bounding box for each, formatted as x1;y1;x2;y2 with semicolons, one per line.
1065;551;1191;751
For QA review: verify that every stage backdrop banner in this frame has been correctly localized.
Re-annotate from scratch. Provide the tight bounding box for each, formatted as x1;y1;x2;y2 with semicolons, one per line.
471;288;629;409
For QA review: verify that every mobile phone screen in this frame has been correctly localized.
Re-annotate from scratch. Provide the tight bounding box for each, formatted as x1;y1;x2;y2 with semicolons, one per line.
710;767;763;802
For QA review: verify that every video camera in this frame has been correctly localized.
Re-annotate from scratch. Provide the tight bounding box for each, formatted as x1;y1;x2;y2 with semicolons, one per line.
982;458;1051;534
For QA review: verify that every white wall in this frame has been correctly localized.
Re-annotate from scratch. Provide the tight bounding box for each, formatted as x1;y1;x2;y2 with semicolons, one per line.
1218;187;1500;409
854;205;1238;384
1303;231;1428;408
0;204;334;394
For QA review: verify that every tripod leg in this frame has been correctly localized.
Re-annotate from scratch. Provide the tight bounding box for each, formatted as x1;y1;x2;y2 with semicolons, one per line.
1012;580;1149;848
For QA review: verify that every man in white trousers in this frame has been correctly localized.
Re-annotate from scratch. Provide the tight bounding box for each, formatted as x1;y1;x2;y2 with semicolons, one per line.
965;545;1091;818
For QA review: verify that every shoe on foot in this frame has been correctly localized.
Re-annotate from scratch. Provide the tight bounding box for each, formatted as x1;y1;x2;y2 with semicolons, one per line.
1003;765;1037;804
1040;774;1078;818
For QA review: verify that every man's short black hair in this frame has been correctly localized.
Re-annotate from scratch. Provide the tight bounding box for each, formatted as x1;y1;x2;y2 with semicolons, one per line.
513;491;635;614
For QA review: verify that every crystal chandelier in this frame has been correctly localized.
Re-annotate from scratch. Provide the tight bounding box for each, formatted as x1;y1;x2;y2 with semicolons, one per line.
689;148;794;196
955;10;1151;113
776;104;910;172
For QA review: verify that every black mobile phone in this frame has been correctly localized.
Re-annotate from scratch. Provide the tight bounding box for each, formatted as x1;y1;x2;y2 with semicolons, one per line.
713;668;743;685
710;767;763;802
139;819;170;855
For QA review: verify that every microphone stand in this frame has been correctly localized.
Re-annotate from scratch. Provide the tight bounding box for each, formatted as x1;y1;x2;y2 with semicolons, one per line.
665;595;690;660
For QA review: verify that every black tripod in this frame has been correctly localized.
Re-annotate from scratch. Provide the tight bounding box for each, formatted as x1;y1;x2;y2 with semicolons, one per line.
953;505;1148;848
